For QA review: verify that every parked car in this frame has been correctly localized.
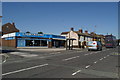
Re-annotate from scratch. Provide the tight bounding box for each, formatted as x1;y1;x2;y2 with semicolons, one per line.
87;41;102;51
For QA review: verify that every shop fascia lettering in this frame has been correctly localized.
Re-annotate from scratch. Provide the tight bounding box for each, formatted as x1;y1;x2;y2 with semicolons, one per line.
22;33;44;36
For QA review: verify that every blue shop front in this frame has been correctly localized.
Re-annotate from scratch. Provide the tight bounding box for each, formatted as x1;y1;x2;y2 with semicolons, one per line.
16;32;66;48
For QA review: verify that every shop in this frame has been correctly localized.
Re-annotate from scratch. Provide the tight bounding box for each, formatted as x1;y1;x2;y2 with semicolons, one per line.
1;32;66;48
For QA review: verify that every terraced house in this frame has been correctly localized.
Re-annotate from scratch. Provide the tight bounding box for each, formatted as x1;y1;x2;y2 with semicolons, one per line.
61;28;105;48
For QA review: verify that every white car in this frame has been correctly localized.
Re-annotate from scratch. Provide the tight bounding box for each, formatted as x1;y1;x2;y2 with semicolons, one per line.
87;41;102;51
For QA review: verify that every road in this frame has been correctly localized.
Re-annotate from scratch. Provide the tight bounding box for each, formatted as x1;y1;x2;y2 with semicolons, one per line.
2;47;119;79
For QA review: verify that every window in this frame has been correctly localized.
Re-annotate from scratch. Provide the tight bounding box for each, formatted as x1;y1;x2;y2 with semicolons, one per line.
26;40;34;46
41;40;47;46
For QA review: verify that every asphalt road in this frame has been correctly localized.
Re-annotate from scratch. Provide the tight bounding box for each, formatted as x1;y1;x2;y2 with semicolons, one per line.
2;47;119;79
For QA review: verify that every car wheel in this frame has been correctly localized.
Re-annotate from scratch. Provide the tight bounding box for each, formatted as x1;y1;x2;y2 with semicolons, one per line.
97;48;99;51
88;49;90;51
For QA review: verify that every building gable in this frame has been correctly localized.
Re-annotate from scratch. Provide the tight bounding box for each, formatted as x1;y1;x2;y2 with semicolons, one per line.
2;22;19;34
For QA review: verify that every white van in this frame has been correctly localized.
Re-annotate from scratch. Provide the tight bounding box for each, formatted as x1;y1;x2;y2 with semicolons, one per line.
87;41;102;51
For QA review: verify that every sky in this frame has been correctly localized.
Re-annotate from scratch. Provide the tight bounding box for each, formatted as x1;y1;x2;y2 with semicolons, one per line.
2;0;120;2
2;2;118;38
0;2;1;16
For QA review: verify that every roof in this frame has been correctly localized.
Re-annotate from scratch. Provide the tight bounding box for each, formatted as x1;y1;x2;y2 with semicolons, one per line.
61;31;103;38
61;31;92;37
61;31;69;35
75;31;91;37
2;23;20;34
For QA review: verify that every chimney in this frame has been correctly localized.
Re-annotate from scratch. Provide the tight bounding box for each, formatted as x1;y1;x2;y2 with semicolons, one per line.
12;22;15;26
91;32;94;35
85;30;88;34
71;27;74;31
79;29;83;33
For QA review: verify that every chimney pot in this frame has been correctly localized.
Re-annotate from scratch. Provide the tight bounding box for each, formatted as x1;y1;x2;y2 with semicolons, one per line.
12;22;15;25
79;29;83;33
85;30;88;34
71;27;74;31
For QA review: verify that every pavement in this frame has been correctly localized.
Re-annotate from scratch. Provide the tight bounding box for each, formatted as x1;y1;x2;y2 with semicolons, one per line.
17;47;66;52
1;47;120;79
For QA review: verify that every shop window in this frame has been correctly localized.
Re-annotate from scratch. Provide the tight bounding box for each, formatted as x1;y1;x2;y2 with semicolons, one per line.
26;40;34;46
25;40;47;47
41;40;47;46
34;40;40;46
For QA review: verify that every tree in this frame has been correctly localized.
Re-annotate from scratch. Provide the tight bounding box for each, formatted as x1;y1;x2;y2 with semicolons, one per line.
38;32;43;34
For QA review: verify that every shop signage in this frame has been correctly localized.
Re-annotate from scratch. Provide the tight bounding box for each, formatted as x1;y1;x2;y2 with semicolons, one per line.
5;37;15;40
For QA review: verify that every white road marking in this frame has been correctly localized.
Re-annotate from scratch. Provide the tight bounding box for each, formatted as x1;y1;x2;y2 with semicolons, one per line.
50;53;56;54
104;57;106;58
100;58;103;60
94;52;98;53
107;55;110;57
84;54;89;56
63;56;79;61
107;49;109;50
94;61;98;64
50;52;61;54
77;51;83;52
85;65;91;69
2;59;7;63
2;64;48;76
90;53;93;55
92;51;101;54
72;70;81;76
0;59;7;64
10;52;38;57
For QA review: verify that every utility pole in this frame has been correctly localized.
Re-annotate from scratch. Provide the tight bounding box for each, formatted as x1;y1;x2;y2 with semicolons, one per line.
69;31;70;50
93;25;96;41
0;16;2;53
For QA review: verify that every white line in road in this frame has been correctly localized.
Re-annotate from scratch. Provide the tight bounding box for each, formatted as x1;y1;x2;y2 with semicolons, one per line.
94;52;98;53
84;54;89;56
2;64;48;76
57;52;61;53
90;53;93;55
77;51;83;52
92;51;101;54
107;55;110;57
104;57;106;58
85;65;91;69
50;52;61;54
94;61;98;64
63;56;79;61
10;52;38;57
72;70;81;76
99;58;103;61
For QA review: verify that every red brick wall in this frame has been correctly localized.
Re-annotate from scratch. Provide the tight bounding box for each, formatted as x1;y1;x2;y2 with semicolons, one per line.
1;38;17;48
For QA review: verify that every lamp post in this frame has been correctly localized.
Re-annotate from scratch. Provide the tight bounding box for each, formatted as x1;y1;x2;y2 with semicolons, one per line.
69;32;70;50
